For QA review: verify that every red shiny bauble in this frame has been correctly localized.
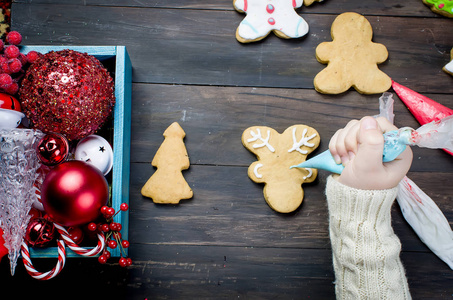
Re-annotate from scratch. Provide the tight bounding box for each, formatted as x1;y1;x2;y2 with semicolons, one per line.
41;160;109;227
36;133;69;166
67;226;84;245
25;217;56;248
19;49;115;141
0;92;22;112
0;92;25;129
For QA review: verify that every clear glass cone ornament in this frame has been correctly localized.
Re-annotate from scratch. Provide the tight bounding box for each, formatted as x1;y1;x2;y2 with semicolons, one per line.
0;128;44;275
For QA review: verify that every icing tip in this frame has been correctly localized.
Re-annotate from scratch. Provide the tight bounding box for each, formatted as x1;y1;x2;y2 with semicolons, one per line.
293;149;345;174
290;162;308;169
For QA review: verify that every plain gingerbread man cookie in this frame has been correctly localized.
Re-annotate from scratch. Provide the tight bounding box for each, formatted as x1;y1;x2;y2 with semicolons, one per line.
233;0;309;43
242;125;320;213
314;12;391;94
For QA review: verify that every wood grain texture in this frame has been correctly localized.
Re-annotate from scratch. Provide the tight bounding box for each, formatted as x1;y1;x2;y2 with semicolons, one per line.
11;3;453;94
5;1;453;299
129;84;453;171
14;0;447;17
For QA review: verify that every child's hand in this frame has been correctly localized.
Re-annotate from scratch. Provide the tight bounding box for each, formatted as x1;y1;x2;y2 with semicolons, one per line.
329;116;413;190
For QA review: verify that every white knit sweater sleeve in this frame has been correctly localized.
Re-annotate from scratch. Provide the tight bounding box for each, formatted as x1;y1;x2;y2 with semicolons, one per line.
325;176;411;300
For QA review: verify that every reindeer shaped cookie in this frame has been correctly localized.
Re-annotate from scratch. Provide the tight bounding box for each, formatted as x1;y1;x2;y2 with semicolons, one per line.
242;125;320;213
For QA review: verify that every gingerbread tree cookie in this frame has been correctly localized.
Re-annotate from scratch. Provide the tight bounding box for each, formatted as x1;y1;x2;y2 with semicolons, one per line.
242;125;320;213
233;0;309;43
314;12;391;94
141;122;193;204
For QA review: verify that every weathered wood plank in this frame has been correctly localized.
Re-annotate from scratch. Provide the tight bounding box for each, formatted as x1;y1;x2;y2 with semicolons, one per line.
1;244;452;299
0;245;337;299
14;0;444;18
127;245;336;299
130;163;331;249
12;4;453;94
128;161;453;253
130;83;453;173
127;245;453;299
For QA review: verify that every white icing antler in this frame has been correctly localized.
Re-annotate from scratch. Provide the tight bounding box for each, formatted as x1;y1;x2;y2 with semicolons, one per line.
247;128;275;152
288;127;317;154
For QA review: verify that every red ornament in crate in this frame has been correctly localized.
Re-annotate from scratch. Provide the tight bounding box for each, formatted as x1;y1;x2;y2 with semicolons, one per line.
40;160;109;227
25;217;56;248
19;49;115;141
36;132;70;166
0;92;24;128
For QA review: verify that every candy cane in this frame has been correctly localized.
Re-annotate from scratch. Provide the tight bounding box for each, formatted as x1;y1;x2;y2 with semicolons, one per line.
22;222;106;280
21;239;66;280
54;223;105;256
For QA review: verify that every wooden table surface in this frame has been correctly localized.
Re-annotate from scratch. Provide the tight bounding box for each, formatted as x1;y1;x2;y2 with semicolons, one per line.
1;0;452;299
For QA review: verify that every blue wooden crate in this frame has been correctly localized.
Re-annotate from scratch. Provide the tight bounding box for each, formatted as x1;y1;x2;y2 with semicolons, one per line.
19;46;132;258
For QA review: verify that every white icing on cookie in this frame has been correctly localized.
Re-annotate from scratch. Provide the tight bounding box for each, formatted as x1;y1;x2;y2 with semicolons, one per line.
234;0;309;42
247;128;275;152
254;163;264;178
445;59;453;74
303;168;312;180
288;127;317;154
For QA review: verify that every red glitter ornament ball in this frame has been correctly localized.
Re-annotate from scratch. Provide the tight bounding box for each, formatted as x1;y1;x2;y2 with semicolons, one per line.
19;49;115;141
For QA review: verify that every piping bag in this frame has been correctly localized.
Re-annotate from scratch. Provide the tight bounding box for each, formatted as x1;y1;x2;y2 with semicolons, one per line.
290;114;453;173
392;80;453;156
293;92;453;270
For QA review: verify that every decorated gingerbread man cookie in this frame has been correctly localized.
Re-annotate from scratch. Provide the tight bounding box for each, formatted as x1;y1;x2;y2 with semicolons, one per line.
314;12;391;94
443;48;453;76
423;0;453;18
242;125;320;213
233;0;309;43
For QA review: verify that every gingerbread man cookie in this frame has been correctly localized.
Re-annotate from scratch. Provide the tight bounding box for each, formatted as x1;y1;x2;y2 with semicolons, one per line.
423;0;453;18
233;0;309;43
314;12;391;94
443;48;453;76
242;125;320;213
